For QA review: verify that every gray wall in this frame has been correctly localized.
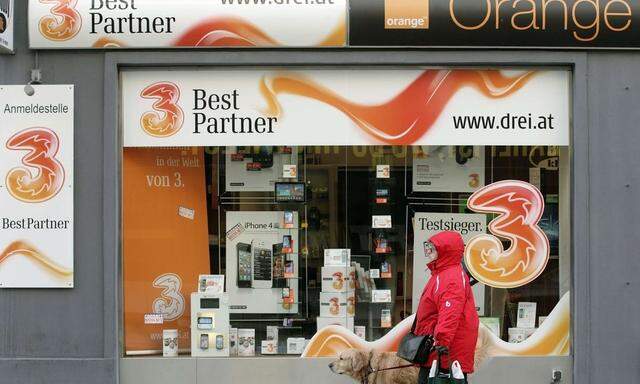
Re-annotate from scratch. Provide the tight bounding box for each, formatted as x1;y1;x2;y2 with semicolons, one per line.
1;1;639;383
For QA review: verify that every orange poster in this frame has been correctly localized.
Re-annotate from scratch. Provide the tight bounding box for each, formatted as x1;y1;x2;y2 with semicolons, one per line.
123;147;210;354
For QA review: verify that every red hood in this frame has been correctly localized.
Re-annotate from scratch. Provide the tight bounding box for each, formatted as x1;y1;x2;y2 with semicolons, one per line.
427;231;464;273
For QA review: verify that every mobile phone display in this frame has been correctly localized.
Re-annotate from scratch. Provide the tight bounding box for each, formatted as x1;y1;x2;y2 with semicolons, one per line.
200;334;209;350
272;244;286;288
282;235;293;253
252;241;273;289
216;335;224;350
237;243;252;288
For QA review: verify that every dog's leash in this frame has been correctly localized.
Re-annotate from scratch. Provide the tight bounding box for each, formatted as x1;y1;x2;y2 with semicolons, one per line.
361;363;416;384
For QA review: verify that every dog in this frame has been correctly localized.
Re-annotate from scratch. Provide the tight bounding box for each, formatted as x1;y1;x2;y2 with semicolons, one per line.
329;349;419;384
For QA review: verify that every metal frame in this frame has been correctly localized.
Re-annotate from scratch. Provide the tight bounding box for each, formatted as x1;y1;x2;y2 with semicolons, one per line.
104;50;589;384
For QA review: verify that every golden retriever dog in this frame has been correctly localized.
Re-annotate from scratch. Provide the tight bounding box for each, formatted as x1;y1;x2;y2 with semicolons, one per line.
329;349;419;384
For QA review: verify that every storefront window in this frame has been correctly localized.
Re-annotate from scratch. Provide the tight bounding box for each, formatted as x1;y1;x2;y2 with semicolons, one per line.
123;144;570;356
121;67;571;359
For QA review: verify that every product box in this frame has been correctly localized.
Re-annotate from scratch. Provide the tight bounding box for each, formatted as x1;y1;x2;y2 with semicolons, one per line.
508;327;536;343
198;274;224;293
320;292;356;317
517;302;537;329
324;249;351;266
372;289;392;303
321;266;356;292
376;164;390;179
372;215;392;229
355;325;366;339
266;325;279;342
238;329;256;357
381;310;392;328
317;316;355;332
229;328;238;356
287;338;306;355
480;317;501;337
261;340;278;355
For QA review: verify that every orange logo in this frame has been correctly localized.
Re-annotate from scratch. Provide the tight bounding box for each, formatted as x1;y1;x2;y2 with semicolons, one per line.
464;180;550;288
6;128;65;203
140;82;184;138
39;0;81;41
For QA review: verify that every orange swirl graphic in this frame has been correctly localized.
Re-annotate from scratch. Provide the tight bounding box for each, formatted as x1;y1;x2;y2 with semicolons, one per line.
0;240;73;277
92;37;126;48
260;70;535;145
303;293;570;367
140;82;184;138
174;17;345;47
464;180;550;288
39;0;81;41
6;128;65;203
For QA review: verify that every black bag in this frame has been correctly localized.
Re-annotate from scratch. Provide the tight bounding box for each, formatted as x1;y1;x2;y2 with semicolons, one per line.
397;298;433;364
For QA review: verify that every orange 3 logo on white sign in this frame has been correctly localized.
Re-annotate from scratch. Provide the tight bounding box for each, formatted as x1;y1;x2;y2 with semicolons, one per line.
464;180;550;289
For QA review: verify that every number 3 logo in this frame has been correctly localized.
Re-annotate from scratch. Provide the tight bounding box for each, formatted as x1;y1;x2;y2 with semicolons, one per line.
140;82;184;138
152;273;185;322
464;180;550;288
6;128;65;203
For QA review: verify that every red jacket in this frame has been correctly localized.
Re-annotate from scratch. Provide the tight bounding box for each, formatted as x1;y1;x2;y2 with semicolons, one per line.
414;231;479;373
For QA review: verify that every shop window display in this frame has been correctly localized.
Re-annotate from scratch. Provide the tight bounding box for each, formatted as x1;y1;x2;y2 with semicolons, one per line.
122;145;570;357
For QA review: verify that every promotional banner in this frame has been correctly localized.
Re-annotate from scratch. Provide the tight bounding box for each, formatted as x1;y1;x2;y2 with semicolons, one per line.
412;146;485;193
0;85;74;288
28;0;346;49
412;212;486;314
122;68;570;147
123;147;210;353
0;0;13;53
225;211;299;314
351;0;640;48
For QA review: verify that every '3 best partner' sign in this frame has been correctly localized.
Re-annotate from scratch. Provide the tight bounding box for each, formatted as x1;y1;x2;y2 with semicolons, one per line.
0;85;74;288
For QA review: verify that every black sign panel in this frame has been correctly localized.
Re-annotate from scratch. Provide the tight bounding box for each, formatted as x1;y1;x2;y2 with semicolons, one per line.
349;0;640;48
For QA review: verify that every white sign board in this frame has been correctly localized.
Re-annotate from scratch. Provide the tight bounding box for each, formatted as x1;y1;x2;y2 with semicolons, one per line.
0;85;74;288
412;146;485;193
121;69;571;147
28;0;346;49
0;0;13;53
226;211;298;314
412;212;485;315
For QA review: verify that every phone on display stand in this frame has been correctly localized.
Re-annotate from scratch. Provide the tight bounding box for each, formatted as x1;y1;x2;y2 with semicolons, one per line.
237;243;252;288
216;335;224;350
252;240;273;289
273;243;286;288
200;334;209;350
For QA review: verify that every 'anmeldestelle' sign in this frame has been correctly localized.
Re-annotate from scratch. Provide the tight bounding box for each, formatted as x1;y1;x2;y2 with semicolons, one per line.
28;0;346;49
351;0;640;48
0;85;74;288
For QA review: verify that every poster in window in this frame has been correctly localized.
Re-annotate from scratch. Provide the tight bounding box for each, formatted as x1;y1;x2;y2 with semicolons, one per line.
412;146;485;193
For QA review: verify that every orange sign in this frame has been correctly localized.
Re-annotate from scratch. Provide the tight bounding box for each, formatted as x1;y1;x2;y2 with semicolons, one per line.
123;147;210;353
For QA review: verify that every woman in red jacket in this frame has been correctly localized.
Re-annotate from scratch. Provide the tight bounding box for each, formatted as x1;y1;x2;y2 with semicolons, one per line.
414;231;479;383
